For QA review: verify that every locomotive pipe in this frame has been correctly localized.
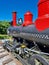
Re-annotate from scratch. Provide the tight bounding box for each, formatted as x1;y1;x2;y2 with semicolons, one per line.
12;12;17;26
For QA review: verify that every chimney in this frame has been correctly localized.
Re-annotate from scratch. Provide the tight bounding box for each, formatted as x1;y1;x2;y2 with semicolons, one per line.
35;0;49;31
12;12;17;26
38;0;49;17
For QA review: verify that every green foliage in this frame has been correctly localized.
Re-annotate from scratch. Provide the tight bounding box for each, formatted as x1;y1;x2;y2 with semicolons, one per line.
0;21;10;34
0;34;12;39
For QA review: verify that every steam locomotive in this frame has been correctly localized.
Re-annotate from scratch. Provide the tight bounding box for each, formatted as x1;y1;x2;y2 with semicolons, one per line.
7;23;49;51
5;1;49;64
7;0;49;53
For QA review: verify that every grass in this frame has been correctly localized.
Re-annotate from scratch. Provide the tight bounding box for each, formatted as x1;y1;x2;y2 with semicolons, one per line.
0;34;12;39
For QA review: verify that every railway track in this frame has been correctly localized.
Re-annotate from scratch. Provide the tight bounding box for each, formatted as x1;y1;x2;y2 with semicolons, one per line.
0;45;23;65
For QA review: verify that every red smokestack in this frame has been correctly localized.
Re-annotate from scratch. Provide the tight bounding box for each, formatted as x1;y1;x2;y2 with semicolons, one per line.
35;0;49;31
12;12;17;26
38;0;49;17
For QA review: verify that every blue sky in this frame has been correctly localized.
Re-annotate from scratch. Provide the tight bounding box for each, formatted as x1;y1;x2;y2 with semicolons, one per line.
0;0;38;22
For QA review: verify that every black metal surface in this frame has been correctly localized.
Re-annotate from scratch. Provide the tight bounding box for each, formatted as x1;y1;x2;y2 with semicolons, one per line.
7;25;49;47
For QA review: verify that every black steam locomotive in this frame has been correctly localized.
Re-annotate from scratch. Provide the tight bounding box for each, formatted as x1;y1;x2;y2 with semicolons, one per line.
7;24;49;53
5;0;49;64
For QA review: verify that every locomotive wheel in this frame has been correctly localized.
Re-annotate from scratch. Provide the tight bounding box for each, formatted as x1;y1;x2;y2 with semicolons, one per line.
28;54;49;65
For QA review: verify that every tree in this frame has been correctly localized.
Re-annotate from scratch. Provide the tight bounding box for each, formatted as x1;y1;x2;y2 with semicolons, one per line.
0;21;10;34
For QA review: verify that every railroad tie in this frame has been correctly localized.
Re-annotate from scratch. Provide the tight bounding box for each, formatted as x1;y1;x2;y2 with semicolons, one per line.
0;54;9;59
0;50;5;53
0;47;3;49
0;48;5;51
2;58;13;65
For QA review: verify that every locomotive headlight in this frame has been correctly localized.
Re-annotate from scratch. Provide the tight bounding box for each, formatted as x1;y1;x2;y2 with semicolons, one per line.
18;18;23;25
